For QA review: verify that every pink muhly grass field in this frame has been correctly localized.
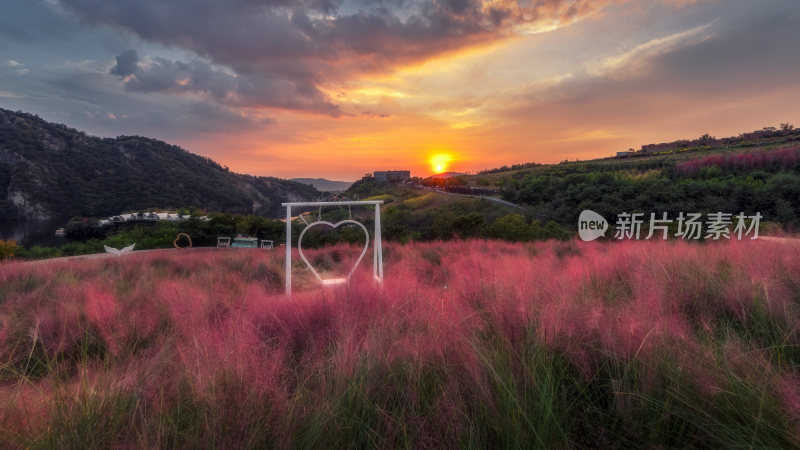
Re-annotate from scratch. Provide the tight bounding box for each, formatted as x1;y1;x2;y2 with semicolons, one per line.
675;145;800;175
1;239;799;448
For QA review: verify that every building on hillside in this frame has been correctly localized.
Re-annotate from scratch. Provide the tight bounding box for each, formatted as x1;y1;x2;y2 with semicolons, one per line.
155;212;182;221
373;170;411;182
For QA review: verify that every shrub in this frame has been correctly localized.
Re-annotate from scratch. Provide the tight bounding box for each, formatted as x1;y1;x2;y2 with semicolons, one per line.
402;193;435;208
487;213;532;241
0;240;19;261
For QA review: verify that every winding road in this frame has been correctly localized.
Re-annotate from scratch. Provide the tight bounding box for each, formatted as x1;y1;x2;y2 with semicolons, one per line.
427;187;529;212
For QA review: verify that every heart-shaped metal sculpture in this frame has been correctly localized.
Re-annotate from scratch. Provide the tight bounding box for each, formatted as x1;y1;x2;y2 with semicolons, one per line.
297;220;369;286
173;232;192;248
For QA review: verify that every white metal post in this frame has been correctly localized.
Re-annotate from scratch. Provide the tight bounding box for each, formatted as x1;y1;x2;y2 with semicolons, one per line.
285;204;292;296
374;204;383;282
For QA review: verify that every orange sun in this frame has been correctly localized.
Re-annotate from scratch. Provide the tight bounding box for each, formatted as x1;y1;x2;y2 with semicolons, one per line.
430;154;452;174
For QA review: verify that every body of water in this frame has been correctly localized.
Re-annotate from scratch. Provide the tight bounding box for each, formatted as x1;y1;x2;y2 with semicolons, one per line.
0;219;68;247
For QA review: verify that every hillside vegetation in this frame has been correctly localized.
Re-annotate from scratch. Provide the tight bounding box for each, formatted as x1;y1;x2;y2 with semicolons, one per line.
341;125;800;236
0;108;319;220
345;182;571;243
1;239;799;447
415;126;800;230
495;144;800;228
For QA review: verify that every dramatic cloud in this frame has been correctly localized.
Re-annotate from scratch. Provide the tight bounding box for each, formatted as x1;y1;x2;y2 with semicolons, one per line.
60;0;610;115
589;22;715;79
108;49;341;115
109;49;138;77
1;0;798;179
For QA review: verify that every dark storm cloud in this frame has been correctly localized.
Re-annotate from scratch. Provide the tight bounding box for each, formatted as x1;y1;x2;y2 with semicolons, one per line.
108;49;340;115
110;51;237;98
17;53;278;138
58;0;608;114
109;49;139;77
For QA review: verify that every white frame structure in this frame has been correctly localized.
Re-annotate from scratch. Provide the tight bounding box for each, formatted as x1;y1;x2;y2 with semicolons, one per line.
282;200;383;296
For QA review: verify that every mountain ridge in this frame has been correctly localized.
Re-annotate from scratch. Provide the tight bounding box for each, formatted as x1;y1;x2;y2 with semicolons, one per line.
0;108;320;220
290;177;353;192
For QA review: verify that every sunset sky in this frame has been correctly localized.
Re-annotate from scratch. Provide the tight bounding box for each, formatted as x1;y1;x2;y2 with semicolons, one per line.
1;0;798;180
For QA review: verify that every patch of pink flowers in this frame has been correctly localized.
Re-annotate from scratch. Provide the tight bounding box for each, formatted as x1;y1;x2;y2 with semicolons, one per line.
0;239;799;446
676;146;800;175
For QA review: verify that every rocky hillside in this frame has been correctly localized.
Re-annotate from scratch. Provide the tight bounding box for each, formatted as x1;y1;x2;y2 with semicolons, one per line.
0;108;319;220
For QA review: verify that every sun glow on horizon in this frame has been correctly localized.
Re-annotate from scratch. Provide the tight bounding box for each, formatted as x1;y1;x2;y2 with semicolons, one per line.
430;153;453;174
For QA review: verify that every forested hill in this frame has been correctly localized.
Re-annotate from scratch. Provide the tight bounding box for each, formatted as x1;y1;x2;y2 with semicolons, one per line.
0;108;319;220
